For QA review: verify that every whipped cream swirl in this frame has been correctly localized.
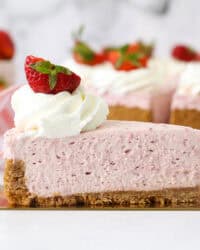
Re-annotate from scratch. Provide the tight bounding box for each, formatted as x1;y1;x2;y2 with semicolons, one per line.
12;84;108;138
177;63;200;95
65;59;162;95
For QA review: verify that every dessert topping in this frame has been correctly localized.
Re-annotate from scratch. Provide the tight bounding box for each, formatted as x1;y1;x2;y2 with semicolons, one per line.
12;84;109;138
72;27;105;66
73;41;105;66
103;41;154;71
0;30;15;60
172;45;200;62
25;55;81;94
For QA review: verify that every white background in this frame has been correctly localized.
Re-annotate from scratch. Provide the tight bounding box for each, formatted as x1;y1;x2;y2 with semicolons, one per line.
0;211;200;250
0;0;200;82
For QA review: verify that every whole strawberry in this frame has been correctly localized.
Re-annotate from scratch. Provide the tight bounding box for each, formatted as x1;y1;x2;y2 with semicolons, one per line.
0;30;15;60
25;55;81;94
172;45;197;62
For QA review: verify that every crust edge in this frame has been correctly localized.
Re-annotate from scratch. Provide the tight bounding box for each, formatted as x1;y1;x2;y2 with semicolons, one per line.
170;109;200;129
108;106;152;122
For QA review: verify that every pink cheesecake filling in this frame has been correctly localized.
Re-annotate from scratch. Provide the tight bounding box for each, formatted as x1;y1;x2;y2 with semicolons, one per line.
4;121;200;197
103;91;174;123
87;85;175;123
172;94;200;111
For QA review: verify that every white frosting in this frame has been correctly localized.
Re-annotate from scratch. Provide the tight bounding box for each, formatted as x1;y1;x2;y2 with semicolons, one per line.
12;83;109;138
148;58;186;78
65;58;165;95
177;63;200;95
0;59;15;86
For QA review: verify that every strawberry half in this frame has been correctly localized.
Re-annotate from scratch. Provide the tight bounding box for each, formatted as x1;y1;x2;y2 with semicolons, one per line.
25;55;81;94
171;45;197;62
105;44;149;71
73;41;105;66
103;41;153;71
0;30;15;60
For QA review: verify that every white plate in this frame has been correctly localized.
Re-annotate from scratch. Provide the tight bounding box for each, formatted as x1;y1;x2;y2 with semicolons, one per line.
0;211;200;250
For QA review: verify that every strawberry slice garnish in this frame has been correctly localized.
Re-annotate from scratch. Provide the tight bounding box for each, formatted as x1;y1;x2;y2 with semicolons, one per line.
171;45;198;62
0;30;15;60
25;55;81;94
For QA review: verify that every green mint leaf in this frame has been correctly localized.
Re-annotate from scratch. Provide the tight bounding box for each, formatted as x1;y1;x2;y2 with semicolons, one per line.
119;44;129;54
115;56;125;68
104;46;118;52
30;61;52;74
49;71;57;90
54;65;72;75
31;60;74;90
127;53;142;66
73;41;95;62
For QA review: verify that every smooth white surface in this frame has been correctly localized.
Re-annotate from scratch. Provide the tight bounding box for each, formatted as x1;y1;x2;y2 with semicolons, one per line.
0;211;200;250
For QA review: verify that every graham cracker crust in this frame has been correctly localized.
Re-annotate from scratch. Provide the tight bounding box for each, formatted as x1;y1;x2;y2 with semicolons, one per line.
170;109;200;129
4;160;200;208
108;106;152;122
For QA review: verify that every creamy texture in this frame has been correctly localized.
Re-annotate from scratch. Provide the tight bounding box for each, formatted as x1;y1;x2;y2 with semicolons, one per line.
4;121;200;196
176;63;200;96
64;58;178;123
12;84;108;138
65;58;166;95
0;60;15;86
65;57;187;95
148;58;186;81
171;95;200;111
171;64;200;111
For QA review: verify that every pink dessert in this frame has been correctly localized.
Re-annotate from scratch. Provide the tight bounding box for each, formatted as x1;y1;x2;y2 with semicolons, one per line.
170;63;200;129
65;58;179;124
3;56;200;208
4;120;200;207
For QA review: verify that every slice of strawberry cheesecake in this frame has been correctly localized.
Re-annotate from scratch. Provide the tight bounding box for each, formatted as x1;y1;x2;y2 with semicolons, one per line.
170;63;200;129
66;40;173;123
3;56;200;207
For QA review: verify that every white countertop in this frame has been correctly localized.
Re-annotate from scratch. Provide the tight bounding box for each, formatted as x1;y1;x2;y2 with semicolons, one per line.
0;210;200;250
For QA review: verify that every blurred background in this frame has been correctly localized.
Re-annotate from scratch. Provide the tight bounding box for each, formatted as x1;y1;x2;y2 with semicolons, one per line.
0;0;199;82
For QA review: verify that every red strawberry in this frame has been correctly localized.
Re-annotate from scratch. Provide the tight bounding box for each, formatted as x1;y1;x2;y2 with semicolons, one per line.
195;53;200;61
104;41;153;71
127;43;140;53
0;30;15;59
172;45;197;62
106;50;120;65
105;45;148;71
73;41;105;66
25;55;81;94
